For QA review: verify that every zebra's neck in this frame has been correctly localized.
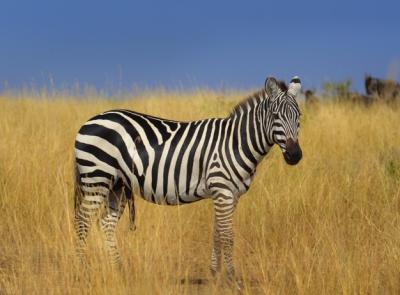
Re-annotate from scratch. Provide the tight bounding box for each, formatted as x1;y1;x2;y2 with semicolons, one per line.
228;91;272;169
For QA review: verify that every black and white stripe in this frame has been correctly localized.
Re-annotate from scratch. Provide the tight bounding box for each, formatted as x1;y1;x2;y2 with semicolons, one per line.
73;76;303;288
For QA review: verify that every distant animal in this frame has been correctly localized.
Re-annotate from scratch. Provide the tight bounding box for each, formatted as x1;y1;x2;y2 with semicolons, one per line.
347;92;373;105
73;76;303;289
365;75;400;102
304;90;319;105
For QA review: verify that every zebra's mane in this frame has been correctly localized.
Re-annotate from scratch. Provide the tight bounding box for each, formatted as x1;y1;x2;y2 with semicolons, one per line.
230;90;266;117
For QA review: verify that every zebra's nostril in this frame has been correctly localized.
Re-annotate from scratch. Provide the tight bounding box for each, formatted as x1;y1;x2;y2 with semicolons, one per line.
286;138;295;146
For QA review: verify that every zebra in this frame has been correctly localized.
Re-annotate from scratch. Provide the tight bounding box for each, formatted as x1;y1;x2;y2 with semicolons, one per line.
73;76;303;288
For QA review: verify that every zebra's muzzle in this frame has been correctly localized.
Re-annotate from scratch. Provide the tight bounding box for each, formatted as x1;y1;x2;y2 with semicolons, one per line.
283;138;302;165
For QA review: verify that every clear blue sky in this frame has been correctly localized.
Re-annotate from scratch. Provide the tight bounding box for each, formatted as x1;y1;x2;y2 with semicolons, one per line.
1;0;399;93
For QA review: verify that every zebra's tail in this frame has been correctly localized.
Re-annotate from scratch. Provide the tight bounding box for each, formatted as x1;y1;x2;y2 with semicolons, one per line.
73;163;83;214
128;197;136;231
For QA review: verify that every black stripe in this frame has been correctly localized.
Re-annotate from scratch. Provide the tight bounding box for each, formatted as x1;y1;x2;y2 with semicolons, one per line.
150;143;163;202
204;120;220;180
231;113;253;174
210;161;220;170
76;158;96;167
239;110;257;165
81;182;110;189
223;118;244;187
84;169;114;180
208;171;230;180
217;120;235;185
185;120;207;195
247;100;264;155
209;182;231;191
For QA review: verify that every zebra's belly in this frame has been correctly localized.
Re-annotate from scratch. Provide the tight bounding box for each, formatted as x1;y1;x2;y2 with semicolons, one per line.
135;188;208;205
132;176;209;205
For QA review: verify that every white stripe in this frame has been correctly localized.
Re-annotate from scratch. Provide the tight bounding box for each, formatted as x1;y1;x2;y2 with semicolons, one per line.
82;195;104;202
81;185;110;194
81;176;111;184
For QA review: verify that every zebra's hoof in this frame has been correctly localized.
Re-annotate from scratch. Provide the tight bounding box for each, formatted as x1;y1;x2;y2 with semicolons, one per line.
227;276;244;292
235;279;244;291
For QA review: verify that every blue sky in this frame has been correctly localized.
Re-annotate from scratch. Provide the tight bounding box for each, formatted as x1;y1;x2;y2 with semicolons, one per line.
0;0;399;93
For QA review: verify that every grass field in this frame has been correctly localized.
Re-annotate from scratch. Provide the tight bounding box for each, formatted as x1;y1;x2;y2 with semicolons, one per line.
0;91;399;294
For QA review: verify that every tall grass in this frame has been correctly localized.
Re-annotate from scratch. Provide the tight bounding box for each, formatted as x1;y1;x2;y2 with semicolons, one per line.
0;92;399;294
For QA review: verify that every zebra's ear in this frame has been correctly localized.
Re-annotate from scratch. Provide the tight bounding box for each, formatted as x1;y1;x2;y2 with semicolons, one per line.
287;76;302;97
265;77;281;99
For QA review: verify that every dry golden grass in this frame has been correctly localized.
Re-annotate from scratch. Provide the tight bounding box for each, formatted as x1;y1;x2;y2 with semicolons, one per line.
0;91;399;294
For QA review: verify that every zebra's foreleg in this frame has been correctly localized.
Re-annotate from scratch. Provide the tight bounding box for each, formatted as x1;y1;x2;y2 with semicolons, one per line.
212;194;240;283
210;211;222;276
74;193;105;261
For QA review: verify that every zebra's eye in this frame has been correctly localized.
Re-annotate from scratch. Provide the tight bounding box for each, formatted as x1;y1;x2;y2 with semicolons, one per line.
272;112;279;120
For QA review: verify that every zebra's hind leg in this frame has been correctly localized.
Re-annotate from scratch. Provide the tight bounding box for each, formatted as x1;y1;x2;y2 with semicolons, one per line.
100;186;130;266
74;187;106;262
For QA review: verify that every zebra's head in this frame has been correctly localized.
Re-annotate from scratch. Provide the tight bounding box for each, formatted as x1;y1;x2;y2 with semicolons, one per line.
265;76;302;165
